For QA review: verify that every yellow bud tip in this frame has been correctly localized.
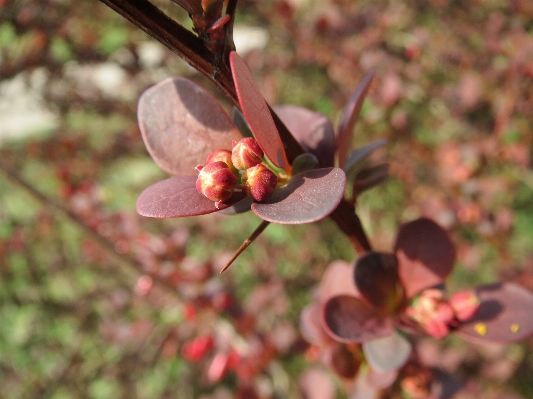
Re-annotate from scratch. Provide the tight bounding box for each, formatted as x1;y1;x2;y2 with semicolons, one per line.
511;324;520;333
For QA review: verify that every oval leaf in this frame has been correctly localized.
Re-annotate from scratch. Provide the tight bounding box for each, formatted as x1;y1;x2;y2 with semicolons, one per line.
354;252;403;312
318;260;358;302
322;295;394;343
230;52;289;171
455;283;533;344
300;304;332;345
138;77;242;176
337;70;375;169
362;330;411;373
274;105;335;168
251;167;346;224
394;217;456;298
136;176;245;218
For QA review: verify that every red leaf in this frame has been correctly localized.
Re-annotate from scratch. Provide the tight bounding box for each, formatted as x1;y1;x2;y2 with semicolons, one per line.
136;176;245;218
251;168;346;224
230;52;289;171
274;105;335;168
322;295;394;343
138;77;242;176
455;283;533;344
394;218;456;298
337;70;375;169
327;343;361;379
354;252;404;312
318;260;358;302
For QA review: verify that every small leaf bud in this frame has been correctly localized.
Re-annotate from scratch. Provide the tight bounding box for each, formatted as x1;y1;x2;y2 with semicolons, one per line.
231;138;264;170
206;149;236;172
450;290;480;321
241;164;277;202
291;153;319;175
196;161;237;202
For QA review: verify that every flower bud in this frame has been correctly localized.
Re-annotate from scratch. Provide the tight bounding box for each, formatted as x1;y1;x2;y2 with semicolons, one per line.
231;138;264;170
241;164;277;202
206;149;236;172
406;289;455;339
196;161;237;202
450;290;480;321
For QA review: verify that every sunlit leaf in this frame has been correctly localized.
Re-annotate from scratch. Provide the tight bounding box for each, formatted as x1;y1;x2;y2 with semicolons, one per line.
362;331;411;373
322;295;394;343
251;168;346;224
230;51;289;171
300;304;331;345
456;283;533;343
274;105;335;168
394;218;456;298
344;139;387;176
337;70;375;169
354;252;403;312
138;77;241;176
136;176;245;218
318;260;358;302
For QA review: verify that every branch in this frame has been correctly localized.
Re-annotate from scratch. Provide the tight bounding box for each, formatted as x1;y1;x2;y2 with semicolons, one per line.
100;0;372;255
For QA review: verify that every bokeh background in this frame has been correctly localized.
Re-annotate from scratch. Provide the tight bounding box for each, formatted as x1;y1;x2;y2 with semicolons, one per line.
1;0;533;398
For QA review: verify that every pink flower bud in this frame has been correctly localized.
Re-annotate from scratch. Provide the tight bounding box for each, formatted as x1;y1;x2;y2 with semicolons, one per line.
241;164;278;202
206;149;236;171
406;289;455;339
450;290;480;321
196;161;237;202
231;138;264;170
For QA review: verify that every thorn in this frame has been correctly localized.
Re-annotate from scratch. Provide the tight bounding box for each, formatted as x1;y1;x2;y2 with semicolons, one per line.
220;220;270;273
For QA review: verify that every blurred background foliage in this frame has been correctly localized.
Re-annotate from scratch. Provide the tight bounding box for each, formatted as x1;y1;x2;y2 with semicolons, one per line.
1;0;533;398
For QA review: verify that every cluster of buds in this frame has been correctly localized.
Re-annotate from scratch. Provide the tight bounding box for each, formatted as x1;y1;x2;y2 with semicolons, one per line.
196;138;278;207
404;289;480;339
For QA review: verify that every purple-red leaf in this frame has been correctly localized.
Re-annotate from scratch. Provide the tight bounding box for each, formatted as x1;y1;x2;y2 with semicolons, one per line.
362;331;411;373
337;70;375;169
322;295;394;343
354;252;404;312
251;168;346;224
318;260;358;302
300;303;332;345
344;139;387;175
136;176;244;218
274;105;335;168
138;77;241;176
230;52;289;171
394;217;456;298
328;343;361;379
455;283;533;344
